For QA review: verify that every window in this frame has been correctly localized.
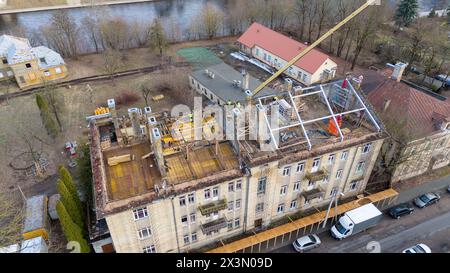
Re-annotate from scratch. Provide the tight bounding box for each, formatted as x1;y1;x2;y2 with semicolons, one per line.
2;59;7;64
44;70;50;77
263;53;267;61
19;76;25;83
341;151;348;160
323;175;329;183
268;55;271;62
39;57;47;65
25;63;31;68
277;204;285;214
179;196;186;207
143;245;156;253
236;180;242;190
227;221;233;230
280;185;287;196
282;166;291;176
328;154;335;164
234;218;240;228
138;227;151;239
302;73;308;82
336;169;343;179
55;67;62;74
183;235;190;245
308;180;315;187
312;158;320;172
256;203;264;213
304;199;310;205
293;182;300;192
331;187;338;196
257;177;267;194
204;189;211;199
363;143;372;153
228;201;234;211
350;181;358;191
290;200;297;210
181;215;188;226
255;48;260;56
296;162;305;172
190;213;196;223
235;199;241;209
212;187;219;198
188;193;195;204
356;161;366;172
228;182;234;192
133;208;148;220
191;233;197;242
297;71;303;79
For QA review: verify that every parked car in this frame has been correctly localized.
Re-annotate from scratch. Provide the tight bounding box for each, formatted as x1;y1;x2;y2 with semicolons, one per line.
402;244;431;253
447;185;450;194
389;203;414;219
292;234;321;252
414;193;440;208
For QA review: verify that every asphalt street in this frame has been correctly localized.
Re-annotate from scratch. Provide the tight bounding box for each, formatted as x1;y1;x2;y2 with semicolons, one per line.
272;176;450;253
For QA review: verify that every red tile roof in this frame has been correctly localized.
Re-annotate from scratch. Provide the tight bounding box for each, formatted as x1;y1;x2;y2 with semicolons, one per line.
367;79;450;138
238;23;333;74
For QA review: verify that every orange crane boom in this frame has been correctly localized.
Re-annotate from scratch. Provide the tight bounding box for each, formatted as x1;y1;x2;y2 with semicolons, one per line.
249;0;377;100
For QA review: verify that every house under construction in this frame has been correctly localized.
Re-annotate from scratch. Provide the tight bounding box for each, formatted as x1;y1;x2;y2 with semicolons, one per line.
88;78;386;253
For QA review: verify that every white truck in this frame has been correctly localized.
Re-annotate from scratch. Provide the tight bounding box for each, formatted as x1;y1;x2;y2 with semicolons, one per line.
330;203;382;240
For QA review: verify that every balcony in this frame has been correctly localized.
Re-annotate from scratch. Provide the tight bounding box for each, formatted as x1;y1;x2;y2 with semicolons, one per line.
198;199;227;216
200;217;227;234
300;188;324;202
305;169;328;182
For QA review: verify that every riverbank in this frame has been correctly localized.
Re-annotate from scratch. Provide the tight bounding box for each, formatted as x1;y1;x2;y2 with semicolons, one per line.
0;0;157;14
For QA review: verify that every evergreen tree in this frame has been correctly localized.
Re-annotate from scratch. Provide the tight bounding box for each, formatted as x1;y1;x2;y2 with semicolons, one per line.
428;9;436;18
57;179;83;228
76;143;93;208
149;18;168;56
56;201;90;253
58;166;83;215
35;94;58;138
395;0;419;27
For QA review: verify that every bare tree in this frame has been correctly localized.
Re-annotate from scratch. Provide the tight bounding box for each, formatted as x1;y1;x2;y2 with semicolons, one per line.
42;81;64;132
315;0;330;40
44;10;79;58
99;17;130;50
140;81;152;107
201;3;225;39
102;48;123;82
82;16;102;53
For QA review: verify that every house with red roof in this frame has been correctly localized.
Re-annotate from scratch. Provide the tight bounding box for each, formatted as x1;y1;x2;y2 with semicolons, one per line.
364;63;450;184
237;23;337;86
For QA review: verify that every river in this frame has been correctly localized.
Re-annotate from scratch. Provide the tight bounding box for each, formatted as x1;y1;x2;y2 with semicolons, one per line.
0;0;446;54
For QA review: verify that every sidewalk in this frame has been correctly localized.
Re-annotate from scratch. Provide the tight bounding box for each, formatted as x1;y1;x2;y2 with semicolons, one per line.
393;174;450;206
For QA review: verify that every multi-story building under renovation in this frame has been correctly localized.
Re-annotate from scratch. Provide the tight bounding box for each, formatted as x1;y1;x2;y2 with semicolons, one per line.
88;79;386;253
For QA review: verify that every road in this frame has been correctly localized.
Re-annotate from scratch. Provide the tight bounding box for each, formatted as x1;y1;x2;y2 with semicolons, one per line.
272;177;450;253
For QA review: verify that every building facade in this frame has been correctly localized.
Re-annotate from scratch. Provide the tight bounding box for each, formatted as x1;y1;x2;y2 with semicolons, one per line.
237;23;337;86
0;35;68;89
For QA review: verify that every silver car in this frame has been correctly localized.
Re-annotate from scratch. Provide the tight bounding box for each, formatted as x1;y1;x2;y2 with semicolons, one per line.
403;244;431;253
414;193;440;208
292;234;321;252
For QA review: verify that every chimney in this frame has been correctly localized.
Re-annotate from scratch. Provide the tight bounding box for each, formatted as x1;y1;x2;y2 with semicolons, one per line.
242;69;250;91
391;62;408;82
150;127;166;177
285;78;293;92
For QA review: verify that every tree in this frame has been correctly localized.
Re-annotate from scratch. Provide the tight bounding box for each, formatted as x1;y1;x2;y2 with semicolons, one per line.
148;18;168;57
45;10;79;58
56;201;90;253
76;143;93;208
395;0;418;27
102;48;123;82
42;81;63;131
140;81;152;107
58;165;83;215
82;16;102;53
350;6;383;70
201;3;224;39
57;180;83;228
428;9;437;18
35;94;58;139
